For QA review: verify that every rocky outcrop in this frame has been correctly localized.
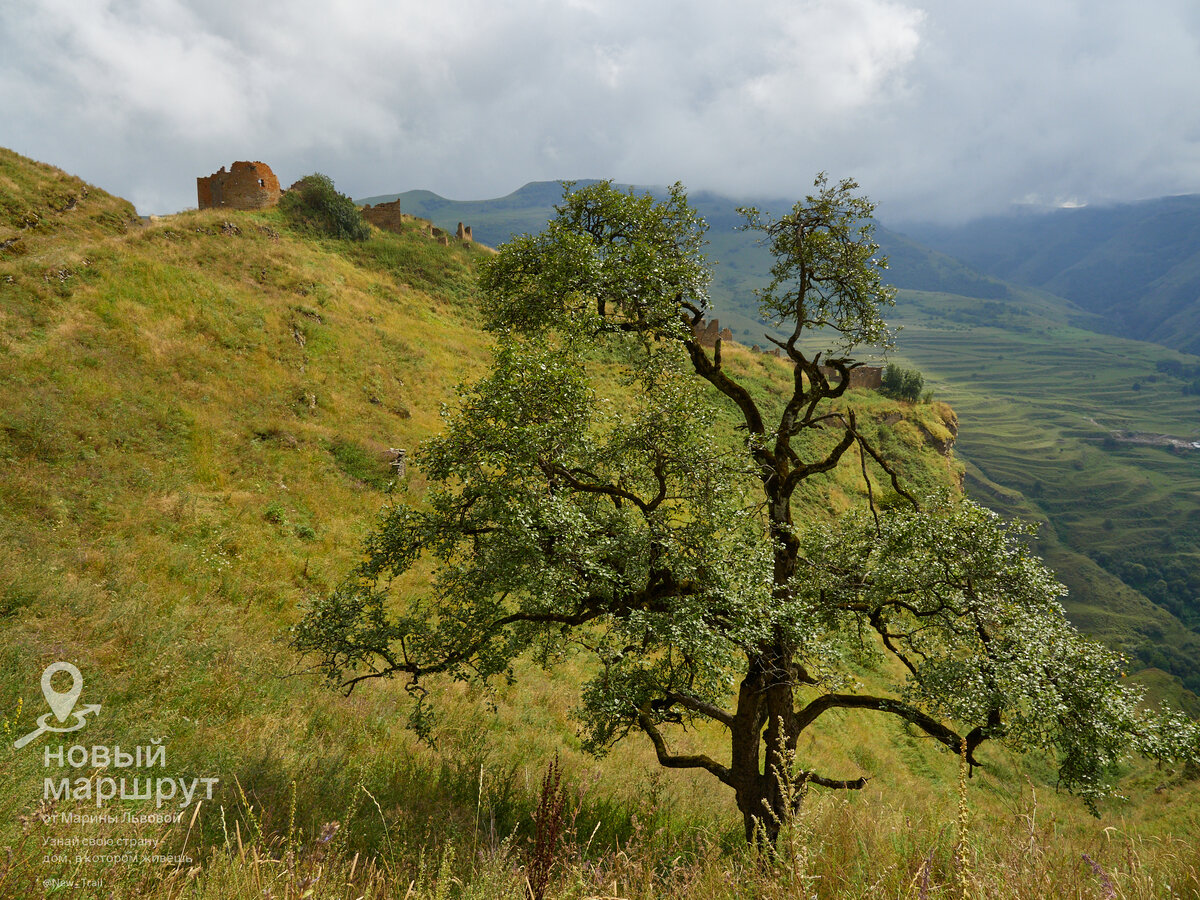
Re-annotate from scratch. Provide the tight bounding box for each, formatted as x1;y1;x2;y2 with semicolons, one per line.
920;403;959;456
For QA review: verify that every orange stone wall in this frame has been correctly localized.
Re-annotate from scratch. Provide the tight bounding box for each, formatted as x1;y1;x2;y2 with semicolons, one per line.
197;161;282;210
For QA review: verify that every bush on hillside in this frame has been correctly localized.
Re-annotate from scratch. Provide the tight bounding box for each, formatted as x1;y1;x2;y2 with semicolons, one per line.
881;362;925;402
279;173;370;241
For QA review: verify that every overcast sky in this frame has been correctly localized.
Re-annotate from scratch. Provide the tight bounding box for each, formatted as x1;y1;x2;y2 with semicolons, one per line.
4;0;1200;222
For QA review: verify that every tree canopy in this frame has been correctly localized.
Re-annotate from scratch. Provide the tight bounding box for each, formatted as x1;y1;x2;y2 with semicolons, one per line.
293;177;1199;843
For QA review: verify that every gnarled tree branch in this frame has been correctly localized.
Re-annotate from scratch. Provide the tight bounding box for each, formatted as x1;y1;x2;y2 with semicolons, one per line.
636;710;735;786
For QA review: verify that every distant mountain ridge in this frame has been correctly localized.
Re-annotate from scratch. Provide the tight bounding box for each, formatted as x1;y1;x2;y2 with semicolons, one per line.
365;182;1200;353
361;181;1029;324
361;181;1100;311
898;195;1200;353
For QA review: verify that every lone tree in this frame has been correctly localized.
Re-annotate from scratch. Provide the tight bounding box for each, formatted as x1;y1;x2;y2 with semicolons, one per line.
294;177;1197;843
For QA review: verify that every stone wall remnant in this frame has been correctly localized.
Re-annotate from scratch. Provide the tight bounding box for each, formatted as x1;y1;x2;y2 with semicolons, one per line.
456;222;472;242
691;318;740;349
362;199;405;233
387;448;407;478
818;365;884;390
197;161;281;211
692;318;721;347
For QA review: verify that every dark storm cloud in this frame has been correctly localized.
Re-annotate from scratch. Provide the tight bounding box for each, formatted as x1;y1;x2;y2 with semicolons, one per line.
3;0;1198;220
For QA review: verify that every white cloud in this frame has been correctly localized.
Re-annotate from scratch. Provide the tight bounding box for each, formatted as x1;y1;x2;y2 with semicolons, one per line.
2;0;1198;220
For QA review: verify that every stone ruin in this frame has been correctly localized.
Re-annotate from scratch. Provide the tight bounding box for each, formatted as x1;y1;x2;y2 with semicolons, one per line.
818;364;884;390
197;161;281;211
691;318;733;348
193;165;481;254
358;201;475;249
387;448;407;478
361;198;405;232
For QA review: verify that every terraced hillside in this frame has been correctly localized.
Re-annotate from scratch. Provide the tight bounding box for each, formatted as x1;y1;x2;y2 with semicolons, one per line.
888;304;1200;690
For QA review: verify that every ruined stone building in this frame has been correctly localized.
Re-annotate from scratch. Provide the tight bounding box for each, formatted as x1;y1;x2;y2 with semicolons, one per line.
360;202;476;248
818;365;884;390
361;199;405;232
197;161;281;210
692;318;733;348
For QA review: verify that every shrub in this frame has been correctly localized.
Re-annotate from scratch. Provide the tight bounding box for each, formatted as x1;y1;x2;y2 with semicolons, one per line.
279;174;370;241
881;362;925;402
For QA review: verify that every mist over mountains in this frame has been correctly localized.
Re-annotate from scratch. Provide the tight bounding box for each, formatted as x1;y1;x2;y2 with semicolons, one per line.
899;196;1200;354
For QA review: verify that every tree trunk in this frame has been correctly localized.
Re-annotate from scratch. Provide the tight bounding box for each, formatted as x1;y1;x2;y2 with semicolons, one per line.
729;450;802;844
730;648;796;845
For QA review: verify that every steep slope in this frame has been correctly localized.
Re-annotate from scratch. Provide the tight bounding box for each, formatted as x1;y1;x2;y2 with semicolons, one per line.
0;146;504;888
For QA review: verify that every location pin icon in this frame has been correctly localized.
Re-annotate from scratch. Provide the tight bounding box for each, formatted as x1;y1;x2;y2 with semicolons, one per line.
41;662;83;723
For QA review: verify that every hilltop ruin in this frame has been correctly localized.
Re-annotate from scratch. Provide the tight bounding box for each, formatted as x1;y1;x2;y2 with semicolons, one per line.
691;317;734;348
197;161;281;211
361;199;404;232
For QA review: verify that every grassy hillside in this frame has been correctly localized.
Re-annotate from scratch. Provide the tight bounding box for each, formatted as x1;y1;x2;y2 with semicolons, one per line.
2;149;1197;898
0;146;499;895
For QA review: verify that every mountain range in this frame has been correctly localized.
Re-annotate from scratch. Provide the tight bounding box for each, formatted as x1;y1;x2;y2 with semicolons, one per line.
899;196;1200;354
